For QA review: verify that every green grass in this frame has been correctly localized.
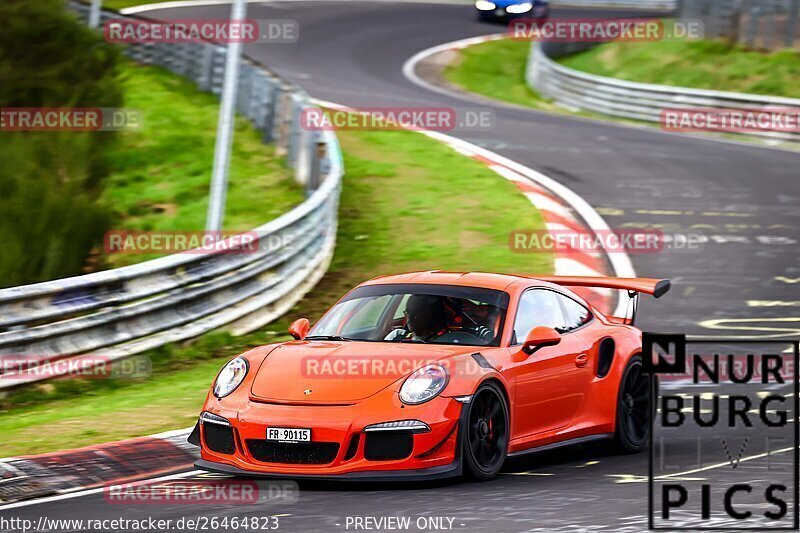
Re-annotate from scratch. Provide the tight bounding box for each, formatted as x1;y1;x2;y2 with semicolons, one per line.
559;40;800;98
444;38;549;109
98;0;158;10
0;124;551;457
444;37;800;114
102;62;302;267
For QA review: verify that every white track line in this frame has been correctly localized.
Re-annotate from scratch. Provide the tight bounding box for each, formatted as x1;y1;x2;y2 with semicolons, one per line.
655;446;794;480
403;33;510;104
401;34;507;101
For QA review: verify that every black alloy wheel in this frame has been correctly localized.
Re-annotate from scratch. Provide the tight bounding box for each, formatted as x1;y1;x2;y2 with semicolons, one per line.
463;382;509;480
613;355;651;453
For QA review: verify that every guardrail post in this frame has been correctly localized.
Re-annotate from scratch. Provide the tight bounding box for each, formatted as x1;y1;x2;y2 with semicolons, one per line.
263;85;280;144
764;8;776;50
286;95;303;168
788;0;800;47
306;137;325;196
89;0;102;28
726;0;743;46
250;73;267;131
210;46;227;97
237;63;254;118
745;4;761;49
198;45;213;91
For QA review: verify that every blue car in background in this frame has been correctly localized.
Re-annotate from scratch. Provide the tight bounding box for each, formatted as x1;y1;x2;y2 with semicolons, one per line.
475;0;550;22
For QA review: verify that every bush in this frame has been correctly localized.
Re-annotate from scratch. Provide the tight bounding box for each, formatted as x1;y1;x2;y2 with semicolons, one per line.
0;0;123;286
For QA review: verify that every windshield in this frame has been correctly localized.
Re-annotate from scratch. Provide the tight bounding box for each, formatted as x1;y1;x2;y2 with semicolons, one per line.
309;284;509;346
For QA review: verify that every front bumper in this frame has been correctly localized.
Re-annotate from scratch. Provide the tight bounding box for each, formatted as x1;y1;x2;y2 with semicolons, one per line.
194;458;461;482
192;391;466;479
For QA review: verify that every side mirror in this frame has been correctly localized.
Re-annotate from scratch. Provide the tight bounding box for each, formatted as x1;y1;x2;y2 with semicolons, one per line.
522;326;561;355
289;318;310;340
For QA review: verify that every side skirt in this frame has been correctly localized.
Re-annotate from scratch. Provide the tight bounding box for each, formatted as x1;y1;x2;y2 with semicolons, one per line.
506;433;613;458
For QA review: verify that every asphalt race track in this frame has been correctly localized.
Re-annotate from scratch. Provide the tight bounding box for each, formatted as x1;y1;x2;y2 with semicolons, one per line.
2;2;798;531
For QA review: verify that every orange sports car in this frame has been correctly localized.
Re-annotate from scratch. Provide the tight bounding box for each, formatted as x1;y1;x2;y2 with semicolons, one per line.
189;271;670;481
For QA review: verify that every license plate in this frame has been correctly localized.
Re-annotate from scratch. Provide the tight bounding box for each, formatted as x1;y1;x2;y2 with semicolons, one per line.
266;427;311;443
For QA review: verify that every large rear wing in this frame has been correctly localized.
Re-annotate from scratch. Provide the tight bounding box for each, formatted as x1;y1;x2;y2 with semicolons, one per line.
532;276;671;299
530;276;671;325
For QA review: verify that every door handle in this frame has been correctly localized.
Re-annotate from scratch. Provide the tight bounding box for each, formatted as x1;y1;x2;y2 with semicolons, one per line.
575;353;589;368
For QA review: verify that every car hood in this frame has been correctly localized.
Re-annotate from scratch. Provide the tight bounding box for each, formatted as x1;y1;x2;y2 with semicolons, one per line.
249;341;474;404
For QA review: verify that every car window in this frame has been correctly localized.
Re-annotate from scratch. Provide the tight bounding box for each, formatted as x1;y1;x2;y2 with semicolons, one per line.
559;295;592;332
340;295;393;334
309;284;510;346
392;294;411;320
513;289;568;343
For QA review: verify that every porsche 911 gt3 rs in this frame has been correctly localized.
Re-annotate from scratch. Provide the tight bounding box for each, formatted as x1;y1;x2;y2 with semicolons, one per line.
189;271;670;481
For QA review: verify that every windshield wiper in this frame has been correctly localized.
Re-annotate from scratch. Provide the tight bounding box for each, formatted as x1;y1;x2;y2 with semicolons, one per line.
304;335;352;341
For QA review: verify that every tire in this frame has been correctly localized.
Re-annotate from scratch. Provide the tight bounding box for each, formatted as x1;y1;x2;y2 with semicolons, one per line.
612;355;651;453
462;382;509;481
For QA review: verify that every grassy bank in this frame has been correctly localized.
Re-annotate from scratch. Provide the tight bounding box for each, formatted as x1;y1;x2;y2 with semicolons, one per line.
444;37;800;112
0;125;551;457
102;62;302;267
559;40;800;98
96;0;153;11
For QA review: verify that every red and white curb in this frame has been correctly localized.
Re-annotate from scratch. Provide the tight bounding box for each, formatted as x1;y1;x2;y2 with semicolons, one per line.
0;428;194;504
481;160;614;311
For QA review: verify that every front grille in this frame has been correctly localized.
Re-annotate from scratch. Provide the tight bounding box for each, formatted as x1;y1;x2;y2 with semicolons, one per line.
246;440;340;465
364;431;414;461
203;424;236;455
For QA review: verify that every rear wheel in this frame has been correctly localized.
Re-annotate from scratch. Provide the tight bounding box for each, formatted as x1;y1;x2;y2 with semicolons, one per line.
462;382;509;481
612;355;651;453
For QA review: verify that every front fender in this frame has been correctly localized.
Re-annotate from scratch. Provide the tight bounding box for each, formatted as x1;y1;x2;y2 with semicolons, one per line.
439;353;509;398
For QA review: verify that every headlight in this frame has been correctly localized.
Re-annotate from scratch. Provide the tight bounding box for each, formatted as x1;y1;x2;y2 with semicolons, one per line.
213;357;249;398
475;0;496;11
399;364;449;405
507;2;533;13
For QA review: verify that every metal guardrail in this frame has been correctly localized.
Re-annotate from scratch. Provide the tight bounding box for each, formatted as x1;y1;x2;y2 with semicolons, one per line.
0;4;343;389
526;41;800;143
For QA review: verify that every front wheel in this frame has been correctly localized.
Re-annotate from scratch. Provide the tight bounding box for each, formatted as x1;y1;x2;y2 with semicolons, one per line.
612;355;651;453
462;382;509;481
